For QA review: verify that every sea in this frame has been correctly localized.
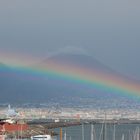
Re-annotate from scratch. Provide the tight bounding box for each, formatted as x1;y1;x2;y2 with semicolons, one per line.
53;123;140;140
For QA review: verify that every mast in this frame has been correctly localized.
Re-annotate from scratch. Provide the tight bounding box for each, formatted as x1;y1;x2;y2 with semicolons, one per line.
99;123;103;140
91;124;94;140
60;128;62;140
129;130;131;140
121;134;124;140
93;124;97;140
64;129;67;140
134;127;139;140
82;124;84;140
103;112;107;140
113;123;116;140
135;127;140;140
136;127;139;140
102;123;106;140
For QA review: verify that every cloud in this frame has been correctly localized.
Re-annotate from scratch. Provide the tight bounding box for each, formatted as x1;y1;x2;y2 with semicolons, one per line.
45;46;91;59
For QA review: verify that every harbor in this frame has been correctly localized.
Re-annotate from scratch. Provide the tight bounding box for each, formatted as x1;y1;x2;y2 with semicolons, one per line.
1;106;140;139
1;118;140;140
0;105;140;140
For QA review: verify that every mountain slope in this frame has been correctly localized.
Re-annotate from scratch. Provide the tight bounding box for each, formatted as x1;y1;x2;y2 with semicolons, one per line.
0;53;139;108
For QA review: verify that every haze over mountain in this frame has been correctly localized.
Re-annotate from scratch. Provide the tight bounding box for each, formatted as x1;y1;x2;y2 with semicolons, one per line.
0;52;139;108
40;51;140;83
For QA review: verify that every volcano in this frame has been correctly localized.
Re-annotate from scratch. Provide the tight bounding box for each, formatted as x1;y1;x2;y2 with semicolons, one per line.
0;53;139;108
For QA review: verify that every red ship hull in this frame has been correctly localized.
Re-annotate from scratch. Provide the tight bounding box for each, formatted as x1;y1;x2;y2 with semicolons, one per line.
0;122;28;132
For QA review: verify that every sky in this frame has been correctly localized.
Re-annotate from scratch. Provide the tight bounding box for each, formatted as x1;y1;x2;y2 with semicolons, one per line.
0;0;140;80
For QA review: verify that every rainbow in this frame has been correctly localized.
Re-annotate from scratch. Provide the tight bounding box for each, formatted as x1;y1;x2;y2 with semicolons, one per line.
0;52;140;99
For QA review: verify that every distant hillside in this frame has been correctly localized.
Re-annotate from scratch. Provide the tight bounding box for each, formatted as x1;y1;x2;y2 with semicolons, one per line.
0;53;139;108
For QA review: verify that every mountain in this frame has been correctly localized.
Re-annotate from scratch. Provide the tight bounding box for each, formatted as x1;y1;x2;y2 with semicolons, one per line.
42;53;140;82
0;53;139;108
41;53;119;74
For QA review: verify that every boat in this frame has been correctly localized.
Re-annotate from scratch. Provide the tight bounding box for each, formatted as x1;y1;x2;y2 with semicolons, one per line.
31;135;52;140
0;118;28;139
0;120;28;132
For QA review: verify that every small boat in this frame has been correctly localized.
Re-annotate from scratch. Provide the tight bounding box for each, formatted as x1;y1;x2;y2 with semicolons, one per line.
31;135;52;140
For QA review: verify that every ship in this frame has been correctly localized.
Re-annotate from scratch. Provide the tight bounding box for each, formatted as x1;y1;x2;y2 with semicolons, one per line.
0;118;28;140
31;134;52;140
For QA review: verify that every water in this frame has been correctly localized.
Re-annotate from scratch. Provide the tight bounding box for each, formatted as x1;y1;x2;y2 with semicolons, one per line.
53;123;140;140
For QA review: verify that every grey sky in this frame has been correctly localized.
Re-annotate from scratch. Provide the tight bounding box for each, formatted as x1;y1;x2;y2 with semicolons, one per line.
0;0;140;80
